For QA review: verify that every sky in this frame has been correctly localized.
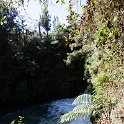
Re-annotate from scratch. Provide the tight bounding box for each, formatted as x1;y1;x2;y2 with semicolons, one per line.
16;0;87;31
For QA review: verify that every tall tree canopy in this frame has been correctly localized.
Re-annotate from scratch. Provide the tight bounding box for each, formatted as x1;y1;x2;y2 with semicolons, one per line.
39;6;51;37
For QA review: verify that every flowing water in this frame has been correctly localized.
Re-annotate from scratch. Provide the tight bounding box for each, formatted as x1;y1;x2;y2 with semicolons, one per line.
0;91;92;124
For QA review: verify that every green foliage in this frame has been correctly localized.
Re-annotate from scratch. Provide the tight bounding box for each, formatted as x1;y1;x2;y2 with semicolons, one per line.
11;116;24;124
0;1;123;123
56;0;65;4
0;2;86;105
39;7;51;37
73;94;92;105
52;23;66;43
60;94;93;123
59;0;124;123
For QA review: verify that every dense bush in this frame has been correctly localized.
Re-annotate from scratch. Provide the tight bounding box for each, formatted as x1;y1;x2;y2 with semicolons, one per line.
60;0;124;123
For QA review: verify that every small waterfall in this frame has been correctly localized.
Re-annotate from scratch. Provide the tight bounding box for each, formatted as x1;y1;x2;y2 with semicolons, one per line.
0;91;92;124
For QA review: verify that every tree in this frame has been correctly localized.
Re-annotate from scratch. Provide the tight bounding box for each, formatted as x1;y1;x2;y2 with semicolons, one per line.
39;7;51;37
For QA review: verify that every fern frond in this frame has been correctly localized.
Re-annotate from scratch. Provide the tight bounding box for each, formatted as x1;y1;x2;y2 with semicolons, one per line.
60;110;86;123
60;103;94;123
73;103;93;115
60;94;94;123
73;94;92;105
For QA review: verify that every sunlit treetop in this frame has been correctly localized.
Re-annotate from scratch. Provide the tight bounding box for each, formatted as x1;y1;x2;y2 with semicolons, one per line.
1;0;84;9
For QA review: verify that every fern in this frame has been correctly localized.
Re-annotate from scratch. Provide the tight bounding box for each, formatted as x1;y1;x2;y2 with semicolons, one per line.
73;94;92;105
60;94;95;123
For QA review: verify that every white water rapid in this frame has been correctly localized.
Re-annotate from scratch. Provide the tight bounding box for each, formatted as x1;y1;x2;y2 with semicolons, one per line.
0;91;92;124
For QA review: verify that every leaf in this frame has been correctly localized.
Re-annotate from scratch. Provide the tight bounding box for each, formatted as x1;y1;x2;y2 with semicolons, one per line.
72;94;92;105
73;16;78;22
1;0;5;2
107;21;113;29
60;103;93;123
44;5;48;12
0;21;3;25
68;5;72;12
11;120;15;124
83;6;88;13
60;111;83;123
19;116;24;119
2;16;6;20
56;0;60;3
61;23;65;28
113;16;118;22
60;93;94;123
61;0;65;4
73;103;93;115
94;1;99;7
100;30;104;36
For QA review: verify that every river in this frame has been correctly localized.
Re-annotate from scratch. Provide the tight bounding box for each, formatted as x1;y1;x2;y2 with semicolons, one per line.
0;91;92;124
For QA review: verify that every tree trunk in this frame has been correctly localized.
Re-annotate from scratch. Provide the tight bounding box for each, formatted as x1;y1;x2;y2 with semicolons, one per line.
46;30;48;38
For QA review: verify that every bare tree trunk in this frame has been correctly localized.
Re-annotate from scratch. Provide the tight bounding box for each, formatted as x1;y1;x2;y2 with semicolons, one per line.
46;30;48;38
38;23;42;39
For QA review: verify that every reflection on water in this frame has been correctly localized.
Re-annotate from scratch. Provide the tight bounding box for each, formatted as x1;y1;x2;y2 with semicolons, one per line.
0;91;92;124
